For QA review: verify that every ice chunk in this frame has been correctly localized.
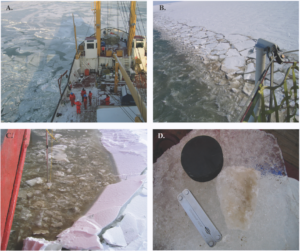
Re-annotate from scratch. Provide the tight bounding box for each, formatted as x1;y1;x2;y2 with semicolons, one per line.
213;42;230;51
221;56;245;74
57;176;145;250
244;63;255;81
26;177;44;186
54;171;65;177
232;40;255;52
273;72;285;85
119;213;139;245
226;49;240;57
54;134;62;139
242;82;255;96
216;166;261;230
103;226;127;247
226;34;250;43
22;237;61;250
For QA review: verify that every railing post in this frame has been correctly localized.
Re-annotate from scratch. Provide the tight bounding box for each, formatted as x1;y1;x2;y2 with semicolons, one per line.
248;44;266;122
255;46;266;86
268;59;274;122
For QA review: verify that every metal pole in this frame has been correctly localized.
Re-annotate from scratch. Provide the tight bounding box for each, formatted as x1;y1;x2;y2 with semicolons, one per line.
268;58;274;122
255;46;266;87
46;130;48;183
248;46;266;122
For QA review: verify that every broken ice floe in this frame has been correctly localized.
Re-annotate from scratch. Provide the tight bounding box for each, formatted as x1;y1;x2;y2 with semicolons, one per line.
154;12;299;121
21;130;147;250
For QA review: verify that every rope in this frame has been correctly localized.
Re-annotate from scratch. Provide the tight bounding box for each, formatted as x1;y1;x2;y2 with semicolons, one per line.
240;59;273;122
280;49;299;55
50;129;53;182
107;92;135;121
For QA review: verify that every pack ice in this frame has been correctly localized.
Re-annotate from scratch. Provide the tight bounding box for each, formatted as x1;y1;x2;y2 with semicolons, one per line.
23;130;147;250
154;2;299;121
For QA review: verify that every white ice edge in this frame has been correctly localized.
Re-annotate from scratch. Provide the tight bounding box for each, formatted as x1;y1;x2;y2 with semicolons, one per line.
23;130;147;250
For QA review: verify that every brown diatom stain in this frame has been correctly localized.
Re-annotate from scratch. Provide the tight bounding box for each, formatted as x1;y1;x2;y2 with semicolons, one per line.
216;166;260;230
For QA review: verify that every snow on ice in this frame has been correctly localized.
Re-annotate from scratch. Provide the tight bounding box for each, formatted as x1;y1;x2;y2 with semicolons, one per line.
154;1;299;120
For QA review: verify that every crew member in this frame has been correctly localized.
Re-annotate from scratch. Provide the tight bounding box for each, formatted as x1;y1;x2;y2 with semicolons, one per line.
88;91;92;106
105;94;110;105
69;92;76;106
83;94;88;110
81;88;86;102
75;99;82;114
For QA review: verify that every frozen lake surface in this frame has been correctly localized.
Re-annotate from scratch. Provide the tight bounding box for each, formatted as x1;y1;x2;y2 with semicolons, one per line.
1;1;146;122
154;2;299;122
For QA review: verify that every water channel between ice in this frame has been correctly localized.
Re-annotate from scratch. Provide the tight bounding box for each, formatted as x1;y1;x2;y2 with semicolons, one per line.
154;29;237;122
8;129;119;250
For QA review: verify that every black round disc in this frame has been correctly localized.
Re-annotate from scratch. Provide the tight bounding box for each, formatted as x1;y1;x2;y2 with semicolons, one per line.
181;136;223;182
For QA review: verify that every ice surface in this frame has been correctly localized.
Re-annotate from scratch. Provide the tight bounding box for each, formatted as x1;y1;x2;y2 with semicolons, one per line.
119;213;139;245
221;56;245;74
10;130;120;250
57;176;145;250
103;226;127;247
100;130;147;179
26;177;44;186
153;130;297;250
242;83;255;96
243;63;255;81
216;166;261;231
1;1;146;122
54;130;147;250
232;40;255;52
22;237;61;251
154;2;298;51
226;49;240;57
153;1;298;122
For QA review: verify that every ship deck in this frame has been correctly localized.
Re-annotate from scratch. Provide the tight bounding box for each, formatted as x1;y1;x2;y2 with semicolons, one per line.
53;73;146;122
54;73;123;122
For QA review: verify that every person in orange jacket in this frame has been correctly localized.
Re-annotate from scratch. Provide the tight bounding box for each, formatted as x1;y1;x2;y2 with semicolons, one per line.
75;99;82;114
83;94;88;110
88;91;92;106
105;95;110;105
69;92;76;106
81;88;86;102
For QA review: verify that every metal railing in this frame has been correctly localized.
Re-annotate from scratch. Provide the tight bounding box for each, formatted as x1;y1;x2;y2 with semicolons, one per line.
238;39;299;122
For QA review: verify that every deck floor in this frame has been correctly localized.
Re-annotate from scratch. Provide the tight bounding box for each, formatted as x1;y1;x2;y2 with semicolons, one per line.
54;74;122;122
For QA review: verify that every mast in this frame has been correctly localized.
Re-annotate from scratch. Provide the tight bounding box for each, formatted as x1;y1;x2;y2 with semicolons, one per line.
113;54;147;122
127;1;136;56
95;1;101;57
72;14;78;54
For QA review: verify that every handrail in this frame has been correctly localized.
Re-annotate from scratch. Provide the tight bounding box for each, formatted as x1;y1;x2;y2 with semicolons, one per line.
113;53;147;122
237;38;299;122
51;55;75;122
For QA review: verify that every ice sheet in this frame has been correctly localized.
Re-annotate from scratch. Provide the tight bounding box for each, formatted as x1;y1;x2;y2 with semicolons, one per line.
153;2;299;122
153;130;298;250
